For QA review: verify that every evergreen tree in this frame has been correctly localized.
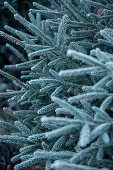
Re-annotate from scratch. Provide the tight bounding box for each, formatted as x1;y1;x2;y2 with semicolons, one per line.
0;0;113;169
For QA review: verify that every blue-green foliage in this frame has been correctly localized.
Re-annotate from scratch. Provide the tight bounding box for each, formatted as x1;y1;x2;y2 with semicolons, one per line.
0;0;49;66
0;0;113;170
